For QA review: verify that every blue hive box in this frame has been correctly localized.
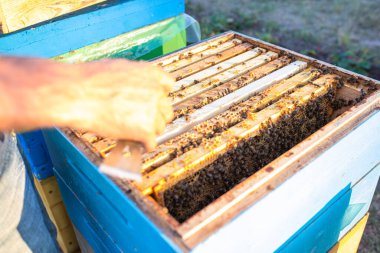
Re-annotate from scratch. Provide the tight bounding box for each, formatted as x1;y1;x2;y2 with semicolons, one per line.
43;32;380;252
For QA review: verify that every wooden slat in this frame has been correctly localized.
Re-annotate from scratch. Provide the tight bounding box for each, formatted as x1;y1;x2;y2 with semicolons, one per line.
153;34;235;68
138;75;338;194
332;83;367;118
0;0;106;33
163;39;243;72
173;56;291;116
173;48;266;91
33;176;80;253
160;39;243;73
336;84;364;101
81;132;101;144
92;138;116;155
171;43;253;81
171;51;279;105
158;61;307;144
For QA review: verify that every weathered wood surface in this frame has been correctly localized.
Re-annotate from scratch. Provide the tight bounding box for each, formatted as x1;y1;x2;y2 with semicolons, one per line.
0;0;106;33
33;176;80;253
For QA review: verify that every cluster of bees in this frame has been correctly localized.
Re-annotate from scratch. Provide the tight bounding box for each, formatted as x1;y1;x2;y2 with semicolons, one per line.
164;88;336;222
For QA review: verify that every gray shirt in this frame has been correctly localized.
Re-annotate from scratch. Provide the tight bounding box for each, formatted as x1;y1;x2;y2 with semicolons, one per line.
0;133;59;253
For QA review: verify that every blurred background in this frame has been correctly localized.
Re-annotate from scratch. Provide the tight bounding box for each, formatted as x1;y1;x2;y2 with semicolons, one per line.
186;0;380;252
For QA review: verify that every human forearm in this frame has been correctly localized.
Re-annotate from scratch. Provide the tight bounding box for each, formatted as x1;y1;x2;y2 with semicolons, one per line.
0;56;81;131
0;56;174;150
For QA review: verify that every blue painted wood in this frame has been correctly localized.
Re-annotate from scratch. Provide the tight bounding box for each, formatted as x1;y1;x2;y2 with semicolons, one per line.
193;111;380;253
43;129;181;252
16;130;54;180
0;0;184;57
277;163;380;252
277;184;352;253
55;173;116;253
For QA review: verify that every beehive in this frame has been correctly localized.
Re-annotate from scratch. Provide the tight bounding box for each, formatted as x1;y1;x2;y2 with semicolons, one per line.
65;32;379;248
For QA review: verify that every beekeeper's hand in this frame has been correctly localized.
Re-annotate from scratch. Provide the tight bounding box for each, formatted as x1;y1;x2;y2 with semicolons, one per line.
0;57;174;151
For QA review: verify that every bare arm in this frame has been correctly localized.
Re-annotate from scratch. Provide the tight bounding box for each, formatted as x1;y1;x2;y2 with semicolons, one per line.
0;57;174;151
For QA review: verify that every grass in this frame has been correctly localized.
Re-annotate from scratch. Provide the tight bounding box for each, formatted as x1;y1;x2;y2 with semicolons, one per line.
329;49;372;75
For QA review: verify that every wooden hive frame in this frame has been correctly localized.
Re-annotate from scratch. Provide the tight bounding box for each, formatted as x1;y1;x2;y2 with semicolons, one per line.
0;0;106;33
64;32;380;251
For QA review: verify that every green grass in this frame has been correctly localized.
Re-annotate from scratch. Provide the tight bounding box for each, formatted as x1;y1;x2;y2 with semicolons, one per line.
329;49;372;75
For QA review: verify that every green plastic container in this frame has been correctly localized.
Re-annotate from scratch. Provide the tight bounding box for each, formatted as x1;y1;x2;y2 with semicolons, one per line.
54;15;187;62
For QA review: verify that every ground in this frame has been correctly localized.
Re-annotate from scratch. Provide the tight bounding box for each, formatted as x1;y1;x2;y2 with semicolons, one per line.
186;0;380;79
186;0;380;251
